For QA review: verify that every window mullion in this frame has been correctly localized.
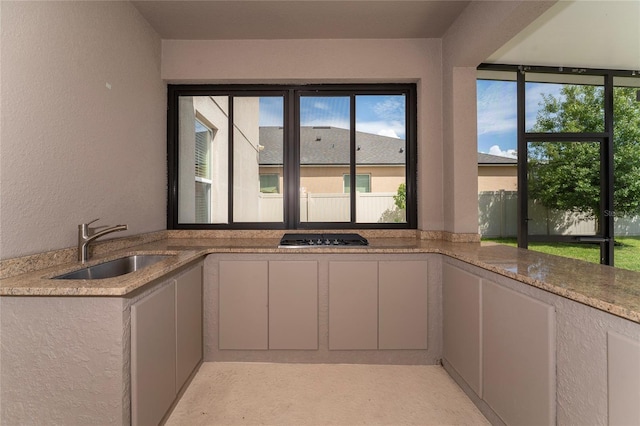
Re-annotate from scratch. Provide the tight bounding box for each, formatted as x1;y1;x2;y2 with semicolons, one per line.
517;69;528;249
350;94;357;224
228;96;234;225
603;73;615;265
289;89;300;228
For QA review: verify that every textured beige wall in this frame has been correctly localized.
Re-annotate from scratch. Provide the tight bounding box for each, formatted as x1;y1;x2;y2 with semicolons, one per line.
1;296;127;424
0;1;166;259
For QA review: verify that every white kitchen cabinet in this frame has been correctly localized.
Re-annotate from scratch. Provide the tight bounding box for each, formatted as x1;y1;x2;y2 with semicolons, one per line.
378;260;429;349
131;262;204;426
131;282;177;426
218;260;319;350
442;261;555;425
269;261;318;350
482;279;555;426
329;261;378;350
328;260;429;350
219;260;269;350
608;331;640;426
176;264;203;391
442;262;482;396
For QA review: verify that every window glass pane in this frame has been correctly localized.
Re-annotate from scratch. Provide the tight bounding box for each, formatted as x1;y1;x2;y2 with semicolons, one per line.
525;73;604;133
194;181;210;223
178;96;229;224
234;96;284;223
527;140;600;237
613;78;640;271
259;174;280;193
299;96;351;222
355;94;406;223
195;121;211;180
343;174;371;193
476;73;518;239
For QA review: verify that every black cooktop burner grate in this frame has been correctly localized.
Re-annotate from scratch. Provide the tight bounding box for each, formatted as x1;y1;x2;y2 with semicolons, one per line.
278;233;369;248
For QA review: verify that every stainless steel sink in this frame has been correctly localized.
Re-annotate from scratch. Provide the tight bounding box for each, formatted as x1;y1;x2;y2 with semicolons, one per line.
54;254;173;280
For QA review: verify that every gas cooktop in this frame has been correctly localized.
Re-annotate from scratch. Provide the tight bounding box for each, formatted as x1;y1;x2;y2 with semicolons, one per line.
278;233;369;248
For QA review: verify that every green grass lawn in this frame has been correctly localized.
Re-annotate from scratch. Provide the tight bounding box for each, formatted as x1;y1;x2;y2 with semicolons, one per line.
483;237;640;272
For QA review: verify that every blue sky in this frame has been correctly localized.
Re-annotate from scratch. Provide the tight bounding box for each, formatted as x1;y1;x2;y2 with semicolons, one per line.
476;79;564;158
258;84;569;158
259;95;406;139
477;79;517;158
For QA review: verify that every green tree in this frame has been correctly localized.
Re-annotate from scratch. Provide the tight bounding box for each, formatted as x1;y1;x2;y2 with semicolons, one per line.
393;183;406;210
528;85;640;224
379;183;407;223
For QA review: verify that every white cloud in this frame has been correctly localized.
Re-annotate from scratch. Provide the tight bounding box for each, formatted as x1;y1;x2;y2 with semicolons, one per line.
377;129;400;138
373;97;404;121
477;80;517;136
477;80;566;133
313;101;330;111
488;145;517;158
356;120;404;139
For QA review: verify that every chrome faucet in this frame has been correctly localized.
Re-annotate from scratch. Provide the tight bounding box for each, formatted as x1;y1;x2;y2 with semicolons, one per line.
78;219;128;263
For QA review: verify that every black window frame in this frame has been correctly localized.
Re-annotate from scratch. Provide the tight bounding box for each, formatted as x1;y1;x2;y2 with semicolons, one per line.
478;63;640;267
167;83;418;230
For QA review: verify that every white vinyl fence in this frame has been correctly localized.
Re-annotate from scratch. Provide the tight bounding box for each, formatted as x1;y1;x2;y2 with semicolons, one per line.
259;192;396;223
479;190;640;238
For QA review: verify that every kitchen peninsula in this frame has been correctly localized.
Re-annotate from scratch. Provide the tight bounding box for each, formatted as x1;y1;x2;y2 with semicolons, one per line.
1;231;640;425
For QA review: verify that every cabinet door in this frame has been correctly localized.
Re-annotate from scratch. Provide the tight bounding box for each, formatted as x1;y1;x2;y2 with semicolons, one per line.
442;263;482;396
131;282;177;426
329;261;378;350
482;280;555;426
379;260;428;349
269;261;318;350
176;264;203;391
608;331;640;426
219;261;268;350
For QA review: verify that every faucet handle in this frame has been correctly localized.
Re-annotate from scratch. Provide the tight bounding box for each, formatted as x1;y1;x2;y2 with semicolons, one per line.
79;219;101;236
86;218;100;226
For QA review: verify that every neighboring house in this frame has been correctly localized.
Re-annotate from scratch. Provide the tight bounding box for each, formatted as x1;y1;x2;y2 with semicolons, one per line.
179;116;407;224
477;152;517;192
259;126;406;195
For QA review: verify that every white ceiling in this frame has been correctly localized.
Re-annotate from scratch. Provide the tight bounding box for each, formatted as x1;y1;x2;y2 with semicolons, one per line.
131;0;640;71
487;0;640;71
131;0;471;40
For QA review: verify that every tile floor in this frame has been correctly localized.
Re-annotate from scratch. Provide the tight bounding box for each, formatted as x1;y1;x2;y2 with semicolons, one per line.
166;362;489;425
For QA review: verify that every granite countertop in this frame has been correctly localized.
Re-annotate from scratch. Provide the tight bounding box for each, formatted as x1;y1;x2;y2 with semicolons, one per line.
1;237;639;324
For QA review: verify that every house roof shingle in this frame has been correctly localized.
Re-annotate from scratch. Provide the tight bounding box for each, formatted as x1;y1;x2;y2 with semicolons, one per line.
478;152;517;165
259;126;406;166
260;128;517;166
